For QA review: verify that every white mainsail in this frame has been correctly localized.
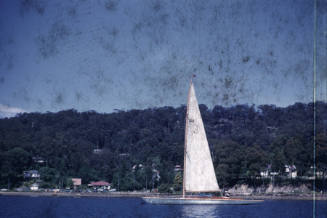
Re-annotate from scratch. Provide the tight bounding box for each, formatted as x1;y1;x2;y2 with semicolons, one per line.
183;81;220;193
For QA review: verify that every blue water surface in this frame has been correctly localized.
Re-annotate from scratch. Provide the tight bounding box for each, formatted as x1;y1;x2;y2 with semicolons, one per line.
0;196;326;218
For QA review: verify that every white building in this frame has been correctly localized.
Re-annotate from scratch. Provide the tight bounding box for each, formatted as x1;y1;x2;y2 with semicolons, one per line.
260;170;269;178
24;170;40;179
30;183;39;191
285;165;297;178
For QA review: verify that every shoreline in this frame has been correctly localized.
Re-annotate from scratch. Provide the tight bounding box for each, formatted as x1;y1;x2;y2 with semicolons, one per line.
230;194;327;201
1;191;326;200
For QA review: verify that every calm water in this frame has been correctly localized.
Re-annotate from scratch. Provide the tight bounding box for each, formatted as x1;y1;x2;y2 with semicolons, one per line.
0;196;326;218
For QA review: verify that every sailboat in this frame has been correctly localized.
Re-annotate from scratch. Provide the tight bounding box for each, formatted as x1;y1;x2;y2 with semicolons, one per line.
142;78;262;204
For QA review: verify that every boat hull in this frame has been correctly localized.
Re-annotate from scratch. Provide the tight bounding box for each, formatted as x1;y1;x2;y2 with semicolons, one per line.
142;197;263;205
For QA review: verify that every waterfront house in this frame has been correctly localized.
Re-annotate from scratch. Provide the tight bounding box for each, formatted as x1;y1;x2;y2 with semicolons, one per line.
316;171;326;178
285;165;297;178
88;181;111;190
30;183;39;191
260;164;271;178
260;170;269;178
72;178;82;189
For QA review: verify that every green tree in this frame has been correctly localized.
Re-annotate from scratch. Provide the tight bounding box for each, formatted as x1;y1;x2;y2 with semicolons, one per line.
39;167;59;188
2;147;31;188
317;133;327;175
173;172;183;192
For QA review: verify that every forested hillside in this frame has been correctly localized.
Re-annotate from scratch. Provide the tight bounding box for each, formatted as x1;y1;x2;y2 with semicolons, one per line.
0;102;326;191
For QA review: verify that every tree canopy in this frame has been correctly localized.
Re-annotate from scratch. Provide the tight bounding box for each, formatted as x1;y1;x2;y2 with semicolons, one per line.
0;102;326;190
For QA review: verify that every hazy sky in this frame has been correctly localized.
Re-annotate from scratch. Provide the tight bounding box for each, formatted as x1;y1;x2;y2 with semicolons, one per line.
0;0;326;117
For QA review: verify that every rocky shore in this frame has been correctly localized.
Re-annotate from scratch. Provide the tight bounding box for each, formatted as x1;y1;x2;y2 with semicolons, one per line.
226;184;327;200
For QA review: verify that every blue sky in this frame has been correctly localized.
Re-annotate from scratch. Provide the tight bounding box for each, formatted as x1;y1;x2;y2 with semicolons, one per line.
0;0;326;117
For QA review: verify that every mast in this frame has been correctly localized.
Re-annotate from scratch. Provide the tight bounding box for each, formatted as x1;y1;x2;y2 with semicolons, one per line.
183;75;194;198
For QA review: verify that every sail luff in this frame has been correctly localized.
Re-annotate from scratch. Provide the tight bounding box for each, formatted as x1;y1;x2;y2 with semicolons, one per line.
182;79;193;198
184;81;220;193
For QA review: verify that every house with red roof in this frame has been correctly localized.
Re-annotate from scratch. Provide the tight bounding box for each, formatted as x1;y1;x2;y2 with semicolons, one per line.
88;181;111;191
